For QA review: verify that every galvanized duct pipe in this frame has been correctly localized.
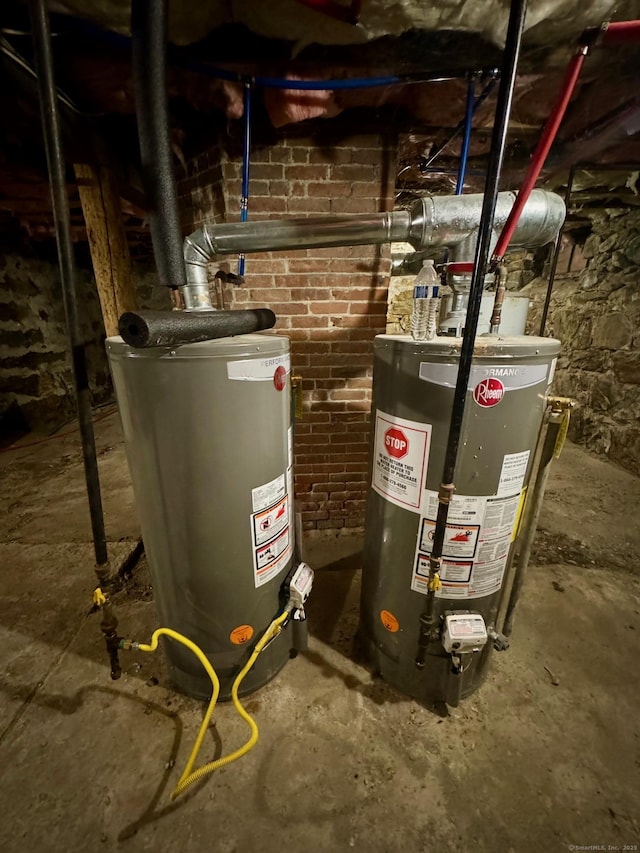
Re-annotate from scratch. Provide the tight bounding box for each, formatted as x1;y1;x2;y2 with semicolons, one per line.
183;189;564;290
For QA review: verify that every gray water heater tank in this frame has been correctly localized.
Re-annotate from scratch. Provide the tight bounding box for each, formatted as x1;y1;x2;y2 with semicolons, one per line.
360;333;560;705
107;333;295;700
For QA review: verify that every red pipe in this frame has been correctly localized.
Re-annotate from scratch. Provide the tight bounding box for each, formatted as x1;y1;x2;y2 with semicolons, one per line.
602;20;640;45
492;48;587;261
446;262;475;274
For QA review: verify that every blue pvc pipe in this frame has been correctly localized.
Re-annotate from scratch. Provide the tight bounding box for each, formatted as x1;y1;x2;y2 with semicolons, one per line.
184;60;475;91
420;77;497;174
246;72;439;90
456;76;475;194
238;82;252;276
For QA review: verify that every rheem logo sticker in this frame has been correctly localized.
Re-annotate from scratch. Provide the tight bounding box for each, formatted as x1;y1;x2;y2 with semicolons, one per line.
273;365;287;391
473;377;505;407
384;427;408;459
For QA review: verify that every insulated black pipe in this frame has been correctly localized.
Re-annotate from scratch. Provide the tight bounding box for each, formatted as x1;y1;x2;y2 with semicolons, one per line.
29;0;109;574
539;163;577;336
119;309;277;348
415;0;528;667
131;0;186;290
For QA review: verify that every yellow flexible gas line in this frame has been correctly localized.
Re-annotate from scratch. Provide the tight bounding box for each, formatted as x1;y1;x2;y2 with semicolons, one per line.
135;611;288;800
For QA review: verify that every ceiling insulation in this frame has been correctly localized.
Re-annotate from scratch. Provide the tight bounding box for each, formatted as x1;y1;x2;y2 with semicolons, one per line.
49;0;640;49
1;0;637;242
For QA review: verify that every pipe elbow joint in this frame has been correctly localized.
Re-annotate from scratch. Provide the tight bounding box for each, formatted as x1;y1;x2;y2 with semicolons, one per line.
510;190;566;248
183;230;213;268
183;228;218;309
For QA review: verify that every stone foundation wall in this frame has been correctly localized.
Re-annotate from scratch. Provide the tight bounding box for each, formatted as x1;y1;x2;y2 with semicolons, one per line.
524;207;640;476
0;251;109;435
0;250;167;439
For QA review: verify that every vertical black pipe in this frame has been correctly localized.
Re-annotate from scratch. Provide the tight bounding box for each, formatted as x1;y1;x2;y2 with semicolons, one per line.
539;164;577;336
29;0;109;573
416;0;528;665
131;0;186;290
238;81;252;277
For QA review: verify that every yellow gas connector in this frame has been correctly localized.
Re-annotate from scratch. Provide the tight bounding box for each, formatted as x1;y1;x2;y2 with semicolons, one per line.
428;573;442;592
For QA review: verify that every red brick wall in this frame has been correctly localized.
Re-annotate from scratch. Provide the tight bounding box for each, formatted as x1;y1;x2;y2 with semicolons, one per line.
180;128;397;530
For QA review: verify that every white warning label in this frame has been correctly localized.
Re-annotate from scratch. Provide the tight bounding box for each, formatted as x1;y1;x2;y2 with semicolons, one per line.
497;450;530;496
252;473;286;513
253;495;289;546
476;534;511;563
251;473;292;587
419;519;480;559
411;488;521;599
422;490;484;525
254;526;291;586
412;554;473;596
466;554;509;598
482;494;521;539
372;411;431;513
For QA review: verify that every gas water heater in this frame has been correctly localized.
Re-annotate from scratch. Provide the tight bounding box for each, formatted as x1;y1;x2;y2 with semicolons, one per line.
107;334;300;699
360;332;560;706
116;187;564;707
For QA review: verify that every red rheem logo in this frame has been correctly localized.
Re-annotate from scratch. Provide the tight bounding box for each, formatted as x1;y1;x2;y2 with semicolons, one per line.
273;365;287;391
384;427;408;458
473;377;505;407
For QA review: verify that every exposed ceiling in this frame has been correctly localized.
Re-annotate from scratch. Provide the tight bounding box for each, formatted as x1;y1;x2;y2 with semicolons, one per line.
0;0;639;246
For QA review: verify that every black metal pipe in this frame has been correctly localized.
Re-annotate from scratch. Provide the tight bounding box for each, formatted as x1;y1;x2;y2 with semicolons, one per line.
539;163;577;336
119;309;276;348
29;0;109;573
415;0;528;667
131;0;186;290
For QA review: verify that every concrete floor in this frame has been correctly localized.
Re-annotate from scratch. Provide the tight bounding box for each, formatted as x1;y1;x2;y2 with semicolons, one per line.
1;411;639;852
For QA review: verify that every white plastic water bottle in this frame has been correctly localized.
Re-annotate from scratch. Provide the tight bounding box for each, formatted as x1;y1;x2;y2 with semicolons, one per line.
411;259;440;341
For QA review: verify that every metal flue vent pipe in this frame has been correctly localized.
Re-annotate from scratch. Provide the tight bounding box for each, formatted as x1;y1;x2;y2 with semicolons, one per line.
184;189;565;289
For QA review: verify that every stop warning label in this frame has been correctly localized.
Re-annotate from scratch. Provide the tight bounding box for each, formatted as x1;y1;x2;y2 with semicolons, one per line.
384;427;409;458
372;410;431;513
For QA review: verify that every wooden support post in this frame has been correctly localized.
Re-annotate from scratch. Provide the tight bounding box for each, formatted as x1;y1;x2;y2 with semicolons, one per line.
74;162;137;337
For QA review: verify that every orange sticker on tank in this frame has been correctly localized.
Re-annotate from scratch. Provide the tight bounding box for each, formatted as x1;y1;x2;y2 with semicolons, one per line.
229;624;254;645
380;610;400;633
